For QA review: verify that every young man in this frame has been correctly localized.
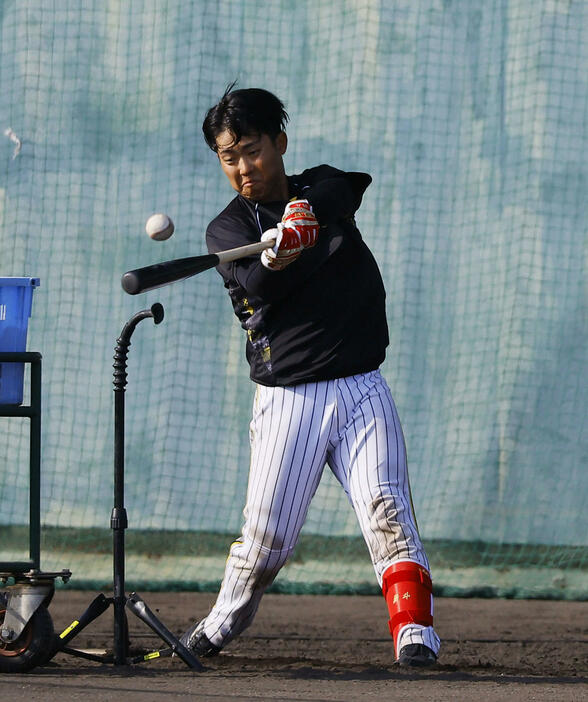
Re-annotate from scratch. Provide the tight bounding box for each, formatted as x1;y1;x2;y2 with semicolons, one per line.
181;86;441;667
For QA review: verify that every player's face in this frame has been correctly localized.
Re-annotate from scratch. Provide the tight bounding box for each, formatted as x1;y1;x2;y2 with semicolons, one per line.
215;130;288;203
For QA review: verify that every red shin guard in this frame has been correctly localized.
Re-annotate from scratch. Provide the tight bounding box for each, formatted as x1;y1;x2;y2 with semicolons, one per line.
382;561;434;656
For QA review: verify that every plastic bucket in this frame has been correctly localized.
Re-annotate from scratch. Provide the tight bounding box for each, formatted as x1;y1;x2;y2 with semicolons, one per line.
0;277;40;404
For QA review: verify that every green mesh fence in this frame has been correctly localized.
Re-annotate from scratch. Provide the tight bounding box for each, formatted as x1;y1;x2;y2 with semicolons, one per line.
1;1;586;600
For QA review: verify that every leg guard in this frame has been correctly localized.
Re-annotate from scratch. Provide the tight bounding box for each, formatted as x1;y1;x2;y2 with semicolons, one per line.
382;561;434;657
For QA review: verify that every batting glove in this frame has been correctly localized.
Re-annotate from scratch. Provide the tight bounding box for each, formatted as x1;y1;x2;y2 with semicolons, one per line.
260;224;302;271
281;199;319;248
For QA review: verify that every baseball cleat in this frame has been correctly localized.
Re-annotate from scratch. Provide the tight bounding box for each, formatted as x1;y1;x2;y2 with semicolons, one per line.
179;622;221;658
397;643;437;667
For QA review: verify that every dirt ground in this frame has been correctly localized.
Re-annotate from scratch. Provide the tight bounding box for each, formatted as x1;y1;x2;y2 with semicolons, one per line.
1;590;586;701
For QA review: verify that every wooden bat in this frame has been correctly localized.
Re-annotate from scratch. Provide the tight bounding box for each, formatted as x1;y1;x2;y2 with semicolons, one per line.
121;237;276;295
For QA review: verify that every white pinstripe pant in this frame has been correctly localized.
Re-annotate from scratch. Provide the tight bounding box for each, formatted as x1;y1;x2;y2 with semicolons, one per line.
200;370;440;655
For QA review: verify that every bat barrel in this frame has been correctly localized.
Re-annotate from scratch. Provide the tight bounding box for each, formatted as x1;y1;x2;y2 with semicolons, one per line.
120;237;276;295
121;254;220;295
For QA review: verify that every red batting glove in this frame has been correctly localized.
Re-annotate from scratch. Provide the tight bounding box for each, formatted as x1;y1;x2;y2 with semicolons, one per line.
260;225;302;270
281;199;319;248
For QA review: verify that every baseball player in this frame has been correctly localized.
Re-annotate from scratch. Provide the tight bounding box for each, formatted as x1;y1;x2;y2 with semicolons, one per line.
181;86;441;667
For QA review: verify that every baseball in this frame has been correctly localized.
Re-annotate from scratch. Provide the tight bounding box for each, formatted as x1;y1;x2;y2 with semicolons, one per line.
146;213;174;241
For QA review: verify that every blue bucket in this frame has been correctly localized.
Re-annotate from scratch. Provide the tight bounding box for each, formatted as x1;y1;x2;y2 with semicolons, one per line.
0;277;40;405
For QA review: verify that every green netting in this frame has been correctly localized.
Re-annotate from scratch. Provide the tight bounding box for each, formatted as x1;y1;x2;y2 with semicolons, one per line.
1;1;586;600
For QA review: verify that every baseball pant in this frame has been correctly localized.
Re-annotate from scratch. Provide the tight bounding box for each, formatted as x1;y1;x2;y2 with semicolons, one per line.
199;370;440;655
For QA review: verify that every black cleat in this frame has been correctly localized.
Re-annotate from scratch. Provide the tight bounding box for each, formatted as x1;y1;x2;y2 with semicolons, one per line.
397;643;437;667
179;622;221;658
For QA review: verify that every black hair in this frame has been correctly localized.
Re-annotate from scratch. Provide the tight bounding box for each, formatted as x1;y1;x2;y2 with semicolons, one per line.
202;82;289;151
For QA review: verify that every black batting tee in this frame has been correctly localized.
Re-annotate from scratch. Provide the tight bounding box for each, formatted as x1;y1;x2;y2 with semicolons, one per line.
205;164;389;386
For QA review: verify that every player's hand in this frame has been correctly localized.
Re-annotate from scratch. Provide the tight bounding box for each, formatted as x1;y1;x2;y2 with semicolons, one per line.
281;199;319;248
260;224;302;271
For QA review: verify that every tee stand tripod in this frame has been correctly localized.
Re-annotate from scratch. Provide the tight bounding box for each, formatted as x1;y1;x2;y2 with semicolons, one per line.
53;304;202;670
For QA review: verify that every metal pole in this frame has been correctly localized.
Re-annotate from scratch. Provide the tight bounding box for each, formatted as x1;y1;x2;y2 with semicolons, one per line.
112;384;128;665
29;354;42;570
111;304;163;665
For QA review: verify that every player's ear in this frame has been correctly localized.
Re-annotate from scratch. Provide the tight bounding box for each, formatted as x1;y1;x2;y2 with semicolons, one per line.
275;131;287;155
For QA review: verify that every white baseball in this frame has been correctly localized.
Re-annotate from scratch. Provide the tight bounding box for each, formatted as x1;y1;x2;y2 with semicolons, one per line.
146;213;174;241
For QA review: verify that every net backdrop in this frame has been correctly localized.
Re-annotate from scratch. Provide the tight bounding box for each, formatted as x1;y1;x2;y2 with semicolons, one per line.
1;1;586;599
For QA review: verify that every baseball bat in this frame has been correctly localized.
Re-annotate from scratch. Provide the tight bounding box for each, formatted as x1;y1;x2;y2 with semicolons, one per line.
121;237;276;295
